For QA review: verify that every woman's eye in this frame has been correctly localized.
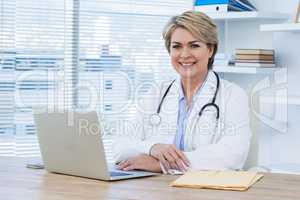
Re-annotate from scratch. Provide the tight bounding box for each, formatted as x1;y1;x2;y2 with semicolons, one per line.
191;44;200;48
171;45;180;49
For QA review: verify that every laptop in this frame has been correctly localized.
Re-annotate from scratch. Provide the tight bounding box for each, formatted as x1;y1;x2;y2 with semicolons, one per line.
33;110;157;181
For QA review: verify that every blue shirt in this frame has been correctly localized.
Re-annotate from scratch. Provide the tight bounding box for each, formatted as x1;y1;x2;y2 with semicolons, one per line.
174;79;207;151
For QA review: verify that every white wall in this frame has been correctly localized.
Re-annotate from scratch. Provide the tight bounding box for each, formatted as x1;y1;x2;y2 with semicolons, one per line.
221;0;300;172
262;0;300;172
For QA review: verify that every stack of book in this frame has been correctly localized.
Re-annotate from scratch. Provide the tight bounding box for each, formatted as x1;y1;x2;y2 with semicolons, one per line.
234;49;275;68
194;0;257;13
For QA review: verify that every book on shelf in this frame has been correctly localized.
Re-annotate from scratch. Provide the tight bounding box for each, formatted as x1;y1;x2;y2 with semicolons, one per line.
234;62;276;67
235;59;274;63
235;49;274;55
194;0;257;13
234;48;275;67
235;54;274;60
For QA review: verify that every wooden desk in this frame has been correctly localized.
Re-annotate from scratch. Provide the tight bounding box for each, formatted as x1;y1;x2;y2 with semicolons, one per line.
1;157;300;200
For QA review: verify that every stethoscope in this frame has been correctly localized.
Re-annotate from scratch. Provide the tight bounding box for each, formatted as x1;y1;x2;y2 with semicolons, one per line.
149;71;220;126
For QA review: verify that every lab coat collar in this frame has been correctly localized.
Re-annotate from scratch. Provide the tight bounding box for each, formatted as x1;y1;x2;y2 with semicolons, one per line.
178;73;210;103
168;70;217;111
184;70;219;147
192;70;217;101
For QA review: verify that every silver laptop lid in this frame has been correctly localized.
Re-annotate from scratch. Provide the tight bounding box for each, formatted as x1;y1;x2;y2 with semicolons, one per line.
34;110;111;180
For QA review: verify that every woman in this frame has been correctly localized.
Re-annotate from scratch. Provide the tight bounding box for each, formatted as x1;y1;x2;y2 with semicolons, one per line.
114;11;251;173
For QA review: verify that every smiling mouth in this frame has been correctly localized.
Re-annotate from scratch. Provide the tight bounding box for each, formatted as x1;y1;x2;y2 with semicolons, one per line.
179;62;196;68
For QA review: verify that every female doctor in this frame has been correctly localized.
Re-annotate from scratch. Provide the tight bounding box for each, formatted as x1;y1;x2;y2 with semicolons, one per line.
114;11;251;173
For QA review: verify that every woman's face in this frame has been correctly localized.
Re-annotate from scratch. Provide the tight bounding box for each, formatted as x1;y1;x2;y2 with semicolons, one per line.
170;27;213;82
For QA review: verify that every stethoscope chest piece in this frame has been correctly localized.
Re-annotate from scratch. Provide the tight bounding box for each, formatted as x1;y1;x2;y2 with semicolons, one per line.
149;114;161;126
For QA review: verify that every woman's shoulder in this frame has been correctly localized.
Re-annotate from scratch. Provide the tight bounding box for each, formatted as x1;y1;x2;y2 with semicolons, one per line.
220;78;248;100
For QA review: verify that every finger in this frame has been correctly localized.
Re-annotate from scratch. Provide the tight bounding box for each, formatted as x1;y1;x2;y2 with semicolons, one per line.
123;164;135;171
159;162;167;174
163;153;173;170
170;162;178;170
181;160;189;171
117;160;128;167
167;150;187;172
164;151;181;170
159;154;170;171
167;145;188;169
117;160;126;165
117;160;131;170
163;151;176;165
166;150;183;170
172;147;190;167
175;159;187;172
116;160;125;169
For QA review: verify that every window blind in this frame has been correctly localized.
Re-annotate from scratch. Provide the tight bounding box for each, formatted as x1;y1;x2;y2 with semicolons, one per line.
0;0;16;156
0;0;78;157
0;0;192;158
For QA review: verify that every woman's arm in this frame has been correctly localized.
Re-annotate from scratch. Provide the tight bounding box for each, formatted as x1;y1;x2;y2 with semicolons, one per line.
116;154;162;172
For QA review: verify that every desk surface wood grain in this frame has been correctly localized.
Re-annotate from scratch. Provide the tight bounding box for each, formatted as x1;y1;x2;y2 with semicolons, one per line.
1;157;300;200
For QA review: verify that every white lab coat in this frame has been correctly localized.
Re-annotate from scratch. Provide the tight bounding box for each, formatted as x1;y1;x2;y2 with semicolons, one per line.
113;70;252;170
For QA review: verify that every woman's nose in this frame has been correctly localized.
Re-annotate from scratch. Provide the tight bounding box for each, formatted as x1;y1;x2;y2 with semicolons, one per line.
180;47;191;58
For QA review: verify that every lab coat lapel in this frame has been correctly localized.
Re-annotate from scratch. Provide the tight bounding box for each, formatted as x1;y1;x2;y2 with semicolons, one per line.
159;79;180;142
185;71;218;149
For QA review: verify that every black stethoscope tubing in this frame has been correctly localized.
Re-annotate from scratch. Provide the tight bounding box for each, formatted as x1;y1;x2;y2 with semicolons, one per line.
150;71;220;126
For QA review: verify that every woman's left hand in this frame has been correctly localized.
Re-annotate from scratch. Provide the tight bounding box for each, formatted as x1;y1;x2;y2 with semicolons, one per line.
117;154;162;173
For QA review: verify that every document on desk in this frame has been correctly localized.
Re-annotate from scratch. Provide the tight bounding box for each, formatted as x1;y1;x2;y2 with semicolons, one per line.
170;171;264;191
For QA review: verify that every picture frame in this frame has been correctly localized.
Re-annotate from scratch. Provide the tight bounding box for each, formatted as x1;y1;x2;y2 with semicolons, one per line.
295;0;300;23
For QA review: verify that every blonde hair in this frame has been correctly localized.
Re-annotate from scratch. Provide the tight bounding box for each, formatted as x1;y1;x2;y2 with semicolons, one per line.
162;11;218;70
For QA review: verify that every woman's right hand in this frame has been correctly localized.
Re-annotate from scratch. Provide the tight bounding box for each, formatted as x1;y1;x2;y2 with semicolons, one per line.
149;143;190;172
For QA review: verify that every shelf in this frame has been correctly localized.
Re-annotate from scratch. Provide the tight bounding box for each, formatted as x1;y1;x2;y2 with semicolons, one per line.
214;65;277;74
260;23;300;32
260;95;300;105
205;11;289;21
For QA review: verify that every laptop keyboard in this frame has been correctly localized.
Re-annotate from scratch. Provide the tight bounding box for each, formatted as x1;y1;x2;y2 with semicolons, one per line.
110;171;131;177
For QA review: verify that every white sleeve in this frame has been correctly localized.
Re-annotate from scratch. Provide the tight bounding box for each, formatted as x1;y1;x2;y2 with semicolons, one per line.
184;85;252;170
113;135;165;163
